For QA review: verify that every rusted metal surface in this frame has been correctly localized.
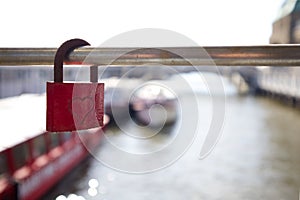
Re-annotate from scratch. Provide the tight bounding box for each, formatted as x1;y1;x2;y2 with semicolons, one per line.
1;45;300;66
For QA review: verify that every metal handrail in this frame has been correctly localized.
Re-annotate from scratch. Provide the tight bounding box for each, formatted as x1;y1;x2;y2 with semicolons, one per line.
1;45;300;66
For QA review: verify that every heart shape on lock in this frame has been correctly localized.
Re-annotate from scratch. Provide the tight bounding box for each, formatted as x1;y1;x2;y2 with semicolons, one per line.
69;96;95;126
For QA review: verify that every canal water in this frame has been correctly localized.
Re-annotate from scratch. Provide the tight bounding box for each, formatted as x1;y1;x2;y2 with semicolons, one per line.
45;75;300;200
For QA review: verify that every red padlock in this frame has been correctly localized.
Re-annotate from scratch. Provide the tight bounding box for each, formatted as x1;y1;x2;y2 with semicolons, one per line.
46;39;104;132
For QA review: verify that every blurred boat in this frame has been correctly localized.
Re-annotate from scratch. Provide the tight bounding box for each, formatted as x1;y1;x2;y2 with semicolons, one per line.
0;94;109;200
130;84;178;128
103;77;142;124
104;86;129;123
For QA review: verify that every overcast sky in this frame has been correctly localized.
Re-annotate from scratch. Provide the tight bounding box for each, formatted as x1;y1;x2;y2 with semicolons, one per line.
0;0;285;47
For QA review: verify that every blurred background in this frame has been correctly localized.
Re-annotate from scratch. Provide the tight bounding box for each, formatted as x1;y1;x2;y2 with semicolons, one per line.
3;0;300;200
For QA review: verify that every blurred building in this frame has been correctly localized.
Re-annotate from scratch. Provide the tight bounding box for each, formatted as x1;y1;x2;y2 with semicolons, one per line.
256;0;300;100
0;67;78;99
270;0;300;44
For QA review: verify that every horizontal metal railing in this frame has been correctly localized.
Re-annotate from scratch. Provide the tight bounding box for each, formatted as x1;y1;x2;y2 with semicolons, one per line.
1;45;300;66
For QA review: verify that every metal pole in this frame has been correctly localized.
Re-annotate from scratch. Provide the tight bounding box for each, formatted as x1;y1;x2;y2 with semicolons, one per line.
1;45;300;66
90;66;98;82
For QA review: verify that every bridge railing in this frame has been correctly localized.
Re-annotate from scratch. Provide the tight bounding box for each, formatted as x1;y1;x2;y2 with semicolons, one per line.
1;45;300;67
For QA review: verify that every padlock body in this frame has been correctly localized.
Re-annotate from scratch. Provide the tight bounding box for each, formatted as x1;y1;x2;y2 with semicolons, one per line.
46;82;104;132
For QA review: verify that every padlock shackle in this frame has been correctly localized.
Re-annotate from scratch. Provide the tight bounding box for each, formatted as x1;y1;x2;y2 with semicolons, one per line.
54;39;92;82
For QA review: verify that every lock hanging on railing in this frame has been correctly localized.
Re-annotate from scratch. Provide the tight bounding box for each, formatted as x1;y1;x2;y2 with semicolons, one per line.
46;39;104;132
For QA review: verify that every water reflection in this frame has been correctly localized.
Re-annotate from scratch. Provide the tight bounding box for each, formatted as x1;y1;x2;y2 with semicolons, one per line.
46;76;300;199
88;179;99;188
